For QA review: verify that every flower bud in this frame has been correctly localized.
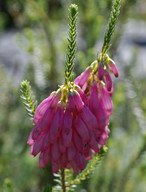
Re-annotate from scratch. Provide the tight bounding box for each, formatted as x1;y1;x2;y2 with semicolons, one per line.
74;66;91;88
98;63;105;80
105;71;113;92
108;58;119;77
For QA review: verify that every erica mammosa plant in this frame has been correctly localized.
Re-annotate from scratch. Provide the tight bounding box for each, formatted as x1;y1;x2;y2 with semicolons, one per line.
21;1;121;191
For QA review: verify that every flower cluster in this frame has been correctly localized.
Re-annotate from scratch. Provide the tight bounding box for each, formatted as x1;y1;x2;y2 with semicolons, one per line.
27;56;118;174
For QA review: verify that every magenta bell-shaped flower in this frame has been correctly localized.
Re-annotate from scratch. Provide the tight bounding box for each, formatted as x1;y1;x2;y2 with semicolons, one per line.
27;82;106;174
108;58;119;77
98;63;105;80
74;57;118;150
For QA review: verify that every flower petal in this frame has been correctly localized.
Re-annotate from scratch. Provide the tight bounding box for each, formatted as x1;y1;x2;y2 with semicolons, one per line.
70;161;79;174
73;91;84;111
74;66;91;88
108;59;119;77
83;144;92;160
64;108;72;134
39;151;45;167
72;130;83;152
74;116;90;142
89;84;99;114
67;142;76;161
52;142;60;162
68;92;75;112
30;136;44;156
105;71;113;92
80;105;97;131
88;132;100;153
78;88;89;106
76;152;86;170
33;95;52;124
43;149;50;165
27;130;34;145
95;100;109;131
52;161;60;173
98;64;104;80
49;106;64;143
100;87;113;116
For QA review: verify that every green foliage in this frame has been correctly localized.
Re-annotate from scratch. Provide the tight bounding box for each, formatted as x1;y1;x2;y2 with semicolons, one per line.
65;4;78;84
43;184;52;192
2;178;13;192
102;0;121;54
20;80;37;119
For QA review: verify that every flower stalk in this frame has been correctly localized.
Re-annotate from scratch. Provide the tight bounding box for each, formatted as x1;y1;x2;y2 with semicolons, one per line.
61;168;66;192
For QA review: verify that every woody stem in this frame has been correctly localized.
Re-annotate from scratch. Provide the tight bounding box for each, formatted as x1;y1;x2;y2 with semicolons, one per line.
61;168;66;192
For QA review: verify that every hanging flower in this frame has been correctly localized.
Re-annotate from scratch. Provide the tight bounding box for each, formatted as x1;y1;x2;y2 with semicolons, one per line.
27;82;105;174
74;56;119;148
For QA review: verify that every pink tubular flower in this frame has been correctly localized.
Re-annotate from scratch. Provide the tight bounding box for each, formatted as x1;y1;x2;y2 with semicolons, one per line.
28;83;106;174
108;58;119;77
74;56;118;155
98;63;105;80
105;71;113;92
80;105;97;131
74;66;91;91
89;83;99;113
100;87;113;116
33;92;57;124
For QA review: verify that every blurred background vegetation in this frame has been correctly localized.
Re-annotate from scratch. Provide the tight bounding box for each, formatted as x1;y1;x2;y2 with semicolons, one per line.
0;0;146;191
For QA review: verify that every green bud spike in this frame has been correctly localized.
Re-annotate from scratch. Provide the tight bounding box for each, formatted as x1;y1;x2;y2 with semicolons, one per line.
65;4;78;85
102;0;121;54
20;80;37;119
